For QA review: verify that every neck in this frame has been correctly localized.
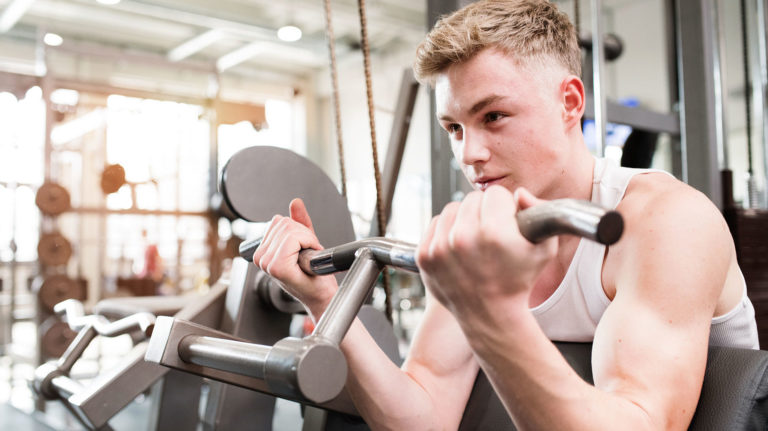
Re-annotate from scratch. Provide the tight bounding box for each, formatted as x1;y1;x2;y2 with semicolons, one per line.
541;134;595;202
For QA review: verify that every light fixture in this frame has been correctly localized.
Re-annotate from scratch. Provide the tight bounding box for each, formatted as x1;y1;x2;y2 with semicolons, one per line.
277;25;301;42
43;32;63;46
96;0;121;5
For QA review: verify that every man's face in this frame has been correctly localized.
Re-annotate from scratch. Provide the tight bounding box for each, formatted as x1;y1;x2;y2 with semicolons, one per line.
434;48;570;197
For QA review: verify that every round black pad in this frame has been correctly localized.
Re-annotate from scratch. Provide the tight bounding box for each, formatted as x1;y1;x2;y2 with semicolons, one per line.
220;146;355;249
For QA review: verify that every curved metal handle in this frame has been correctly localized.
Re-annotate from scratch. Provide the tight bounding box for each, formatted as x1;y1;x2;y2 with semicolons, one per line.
240;199;623;275
55;299;155;337
35;300;157;402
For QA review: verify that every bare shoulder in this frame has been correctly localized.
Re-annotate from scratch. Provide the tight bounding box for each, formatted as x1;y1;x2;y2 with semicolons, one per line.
619;172;720;220
617;172;732;241
603;172;735;300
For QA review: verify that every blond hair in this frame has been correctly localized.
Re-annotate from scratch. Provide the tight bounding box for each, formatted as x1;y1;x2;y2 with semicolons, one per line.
414;0;580;85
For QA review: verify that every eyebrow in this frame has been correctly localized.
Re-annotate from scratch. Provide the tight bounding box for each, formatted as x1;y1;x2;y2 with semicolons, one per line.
437;94;507;122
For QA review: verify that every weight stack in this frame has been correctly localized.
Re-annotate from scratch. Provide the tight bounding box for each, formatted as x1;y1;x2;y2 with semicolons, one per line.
724;208;768;349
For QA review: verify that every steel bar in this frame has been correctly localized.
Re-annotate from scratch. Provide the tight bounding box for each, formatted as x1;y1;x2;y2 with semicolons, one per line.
178;335;271;379
313;248;382;345
240;199;624;270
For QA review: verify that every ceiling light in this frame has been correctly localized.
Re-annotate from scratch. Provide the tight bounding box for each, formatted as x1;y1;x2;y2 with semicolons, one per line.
96;0;121;5
43;33;63;47
277;25;301;42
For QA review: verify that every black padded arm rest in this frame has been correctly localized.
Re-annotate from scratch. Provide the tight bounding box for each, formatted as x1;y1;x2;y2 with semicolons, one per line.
458;343;768;430
689;346;768;430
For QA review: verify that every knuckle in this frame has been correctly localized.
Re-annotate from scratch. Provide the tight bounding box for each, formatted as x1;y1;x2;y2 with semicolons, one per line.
448;230;472;252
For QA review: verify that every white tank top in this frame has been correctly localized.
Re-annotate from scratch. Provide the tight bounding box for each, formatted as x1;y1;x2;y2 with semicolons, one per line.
530;157;760;350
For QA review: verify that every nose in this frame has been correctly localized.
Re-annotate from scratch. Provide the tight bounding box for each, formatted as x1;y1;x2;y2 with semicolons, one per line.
458;129;491;166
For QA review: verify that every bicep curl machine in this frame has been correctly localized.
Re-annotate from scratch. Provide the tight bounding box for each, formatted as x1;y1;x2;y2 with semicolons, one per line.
146;199;623;409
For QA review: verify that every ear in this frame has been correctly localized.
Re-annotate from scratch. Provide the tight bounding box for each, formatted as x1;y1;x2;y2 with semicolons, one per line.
560;75;585;130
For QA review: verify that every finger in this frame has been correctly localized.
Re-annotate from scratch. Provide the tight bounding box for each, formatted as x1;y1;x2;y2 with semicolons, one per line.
289;198;315;233
449;191;482;249
514;186;544;211
253;214;281;265
480;185;519;235
260;217;291;271
268;228;321;280
416;215;440;269
430;202;460;256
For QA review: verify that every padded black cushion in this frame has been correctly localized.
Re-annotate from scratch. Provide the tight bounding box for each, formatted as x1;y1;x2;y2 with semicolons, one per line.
458;343;768;430
689;346;768;430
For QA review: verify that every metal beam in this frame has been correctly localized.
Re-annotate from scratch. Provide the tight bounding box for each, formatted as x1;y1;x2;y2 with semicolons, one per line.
584;95;680;135
216;41;264;72
0;0;35;33
167;29;224;62
676;0;722;208
369;69;420;236
427;0;475;216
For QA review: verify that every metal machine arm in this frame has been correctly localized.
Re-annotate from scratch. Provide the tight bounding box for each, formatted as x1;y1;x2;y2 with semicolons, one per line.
147;199;623;406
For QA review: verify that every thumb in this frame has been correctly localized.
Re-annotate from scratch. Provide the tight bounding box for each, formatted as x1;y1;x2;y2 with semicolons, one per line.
289;198;315;232
513;187;544;211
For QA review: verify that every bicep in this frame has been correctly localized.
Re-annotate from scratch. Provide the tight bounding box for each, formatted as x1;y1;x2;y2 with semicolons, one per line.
403;295;480;428
592;189;730;429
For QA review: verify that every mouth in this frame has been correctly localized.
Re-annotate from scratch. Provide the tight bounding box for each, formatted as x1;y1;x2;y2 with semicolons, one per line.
473;176;506;191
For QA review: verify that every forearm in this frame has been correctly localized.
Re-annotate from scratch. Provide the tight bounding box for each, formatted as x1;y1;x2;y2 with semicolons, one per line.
305;302;440;430
342;318;441;430
462;305;657;430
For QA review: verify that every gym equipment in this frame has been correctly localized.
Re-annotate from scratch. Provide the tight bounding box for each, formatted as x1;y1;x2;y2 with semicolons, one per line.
457;343;768;430
147;199;623;407
220;146;354;251
39;316;78;358
35;182;71;216
33;288;221;430
37;275;87;313
240;198;624;266
34;145;359;430
37;232;73;266
578;33;624;62
100;164;127;195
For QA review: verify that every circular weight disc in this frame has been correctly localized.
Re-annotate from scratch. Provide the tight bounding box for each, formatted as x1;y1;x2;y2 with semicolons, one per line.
35;183;71;216
100;163;127;194
221;146;355;248
38;232;73;266
39;275;85;312
40;318;78;358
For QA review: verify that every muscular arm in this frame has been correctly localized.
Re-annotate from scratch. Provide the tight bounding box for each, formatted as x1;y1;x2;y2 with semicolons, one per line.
421;183;731;430
254;199;478;430
324;296;479;430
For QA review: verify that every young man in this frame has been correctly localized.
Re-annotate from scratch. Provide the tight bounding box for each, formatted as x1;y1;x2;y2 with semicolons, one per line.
254;0;759;428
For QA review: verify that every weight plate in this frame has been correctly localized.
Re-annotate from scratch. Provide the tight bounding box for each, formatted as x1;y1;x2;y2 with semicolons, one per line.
100;164;126;195
39;317;78;358
35;182;71;216
37;232;73;266
39;275;86;313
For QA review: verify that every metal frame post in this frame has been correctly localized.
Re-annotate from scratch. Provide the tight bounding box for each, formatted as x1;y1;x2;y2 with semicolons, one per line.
590;0;607;157
675;0;722;208
427;0;474;216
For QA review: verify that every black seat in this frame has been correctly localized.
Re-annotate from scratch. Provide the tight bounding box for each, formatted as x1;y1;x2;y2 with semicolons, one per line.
458;343;768;430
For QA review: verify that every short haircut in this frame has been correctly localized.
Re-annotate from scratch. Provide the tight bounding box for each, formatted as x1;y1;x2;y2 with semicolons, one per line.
413;0;581;86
